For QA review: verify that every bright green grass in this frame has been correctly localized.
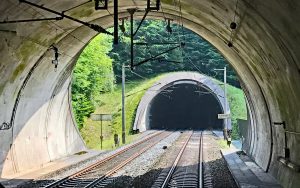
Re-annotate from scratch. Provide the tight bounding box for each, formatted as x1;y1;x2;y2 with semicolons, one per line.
217;139;229;149
212;78;247;139
80;76;164;150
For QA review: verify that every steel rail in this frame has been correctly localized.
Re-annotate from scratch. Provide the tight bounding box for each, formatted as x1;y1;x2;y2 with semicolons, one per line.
85;131;173;187
199;131;203;188
160;131;194;188
44;131;164;188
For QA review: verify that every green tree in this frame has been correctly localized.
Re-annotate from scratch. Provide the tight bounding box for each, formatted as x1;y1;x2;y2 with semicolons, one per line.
72;34;115;129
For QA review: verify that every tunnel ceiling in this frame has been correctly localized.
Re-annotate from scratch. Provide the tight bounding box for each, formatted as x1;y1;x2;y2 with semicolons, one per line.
0;0;300;187
149;83;223;130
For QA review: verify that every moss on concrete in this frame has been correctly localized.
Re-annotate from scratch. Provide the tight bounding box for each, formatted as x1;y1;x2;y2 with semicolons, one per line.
0;83;5;95
69;8;94;18
161;0;173;5
12;40;40;82
16;41;38;63
10;63;26;83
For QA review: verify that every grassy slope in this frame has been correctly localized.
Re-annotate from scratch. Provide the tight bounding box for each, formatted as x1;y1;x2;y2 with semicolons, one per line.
210;78;247;139
80;76;164;150
80;73;246;150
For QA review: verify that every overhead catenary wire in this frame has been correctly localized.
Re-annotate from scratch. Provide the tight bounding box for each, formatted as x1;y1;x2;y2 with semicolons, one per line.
4;0;109;59
8;0;92;46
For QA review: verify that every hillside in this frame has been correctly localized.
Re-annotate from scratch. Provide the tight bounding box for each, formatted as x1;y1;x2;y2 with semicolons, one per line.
80;73;246;150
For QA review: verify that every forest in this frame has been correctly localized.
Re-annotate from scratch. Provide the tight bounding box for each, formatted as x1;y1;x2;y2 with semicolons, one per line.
110;20;240;86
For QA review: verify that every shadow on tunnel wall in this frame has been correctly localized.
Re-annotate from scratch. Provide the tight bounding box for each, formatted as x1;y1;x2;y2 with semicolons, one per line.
6;160;236;188
148;83;224;130
0;80;85;178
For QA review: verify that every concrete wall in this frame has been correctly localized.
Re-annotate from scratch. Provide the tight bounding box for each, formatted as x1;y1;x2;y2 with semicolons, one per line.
0;1;299;187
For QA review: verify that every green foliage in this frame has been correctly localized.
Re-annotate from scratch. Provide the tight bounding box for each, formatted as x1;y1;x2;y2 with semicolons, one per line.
109;20;240;87
71;34;114;129
227;84;247;139
212;78;247;139
79;77;162;149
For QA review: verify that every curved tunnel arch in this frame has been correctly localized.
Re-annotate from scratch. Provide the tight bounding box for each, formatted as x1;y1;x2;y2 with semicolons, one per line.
133;72;232;132
0;1;299;186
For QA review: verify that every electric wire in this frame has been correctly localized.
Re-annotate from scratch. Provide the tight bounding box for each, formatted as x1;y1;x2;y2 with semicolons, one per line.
4;0;111;59
11;0;92;46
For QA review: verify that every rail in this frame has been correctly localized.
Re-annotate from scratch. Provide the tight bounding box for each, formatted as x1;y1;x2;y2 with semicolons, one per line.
44;131;168;188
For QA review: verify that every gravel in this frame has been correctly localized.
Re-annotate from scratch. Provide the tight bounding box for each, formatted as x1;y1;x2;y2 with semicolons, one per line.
17;130;160;188
105;131;181;188
17;130;237;188
202;131;237;188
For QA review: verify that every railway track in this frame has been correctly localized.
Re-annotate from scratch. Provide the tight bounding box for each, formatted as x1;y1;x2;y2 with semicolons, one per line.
152;131;203;188
44;131;172;188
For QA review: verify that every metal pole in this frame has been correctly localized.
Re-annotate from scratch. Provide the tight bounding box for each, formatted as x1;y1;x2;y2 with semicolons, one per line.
214;67;228;139
130;10;134;69
224;66;227;130
100;119;103;149
113;0;118;44
122;64;126;144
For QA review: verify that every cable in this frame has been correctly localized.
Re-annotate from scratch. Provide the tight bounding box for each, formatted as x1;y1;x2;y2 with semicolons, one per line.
129;70;150;80
4;0;103;60
12;0;90;45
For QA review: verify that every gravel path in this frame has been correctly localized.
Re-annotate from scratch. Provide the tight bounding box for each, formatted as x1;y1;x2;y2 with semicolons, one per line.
202;131;237;188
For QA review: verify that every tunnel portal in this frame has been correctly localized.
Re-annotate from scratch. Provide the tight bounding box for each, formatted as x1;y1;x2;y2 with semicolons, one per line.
148;82;223;130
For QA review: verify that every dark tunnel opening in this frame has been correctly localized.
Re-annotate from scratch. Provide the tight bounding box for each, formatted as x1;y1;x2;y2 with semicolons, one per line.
148;83;224;130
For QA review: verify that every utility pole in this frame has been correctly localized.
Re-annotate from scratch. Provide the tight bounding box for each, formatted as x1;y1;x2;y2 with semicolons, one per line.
214;67;228;137
121;64;126;144
113;0;118;44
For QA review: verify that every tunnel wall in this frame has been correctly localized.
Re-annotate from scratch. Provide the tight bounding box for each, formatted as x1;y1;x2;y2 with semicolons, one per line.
133;72;231;131
0;1;299;186
0;27;88;177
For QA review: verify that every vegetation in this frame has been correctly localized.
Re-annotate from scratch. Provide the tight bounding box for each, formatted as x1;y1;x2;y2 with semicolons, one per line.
80;76;163;149
212;78;247;139
110;20;240;87
79;73;246;149
71;34;114;129
71;20;247;149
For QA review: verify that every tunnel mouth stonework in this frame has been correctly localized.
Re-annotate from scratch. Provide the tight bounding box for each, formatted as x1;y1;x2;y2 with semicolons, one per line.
148;82;223;130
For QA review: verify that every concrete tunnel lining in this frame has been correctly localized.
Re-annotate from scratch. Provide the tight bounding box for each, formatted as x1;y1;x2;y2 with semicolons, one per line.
0;1;299;186
133;72;231;132
0;5;272;177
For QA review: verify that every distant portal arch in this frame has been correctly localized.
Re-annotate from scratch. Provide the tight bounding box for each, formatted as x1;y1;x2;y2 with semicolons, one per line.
133;72;231;131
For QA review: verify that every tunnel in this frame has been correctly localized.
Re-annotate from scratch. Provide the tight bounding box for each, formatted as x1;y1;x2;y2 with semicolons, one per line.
148;82;223;130
0;1;300;187
133;73;231;132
